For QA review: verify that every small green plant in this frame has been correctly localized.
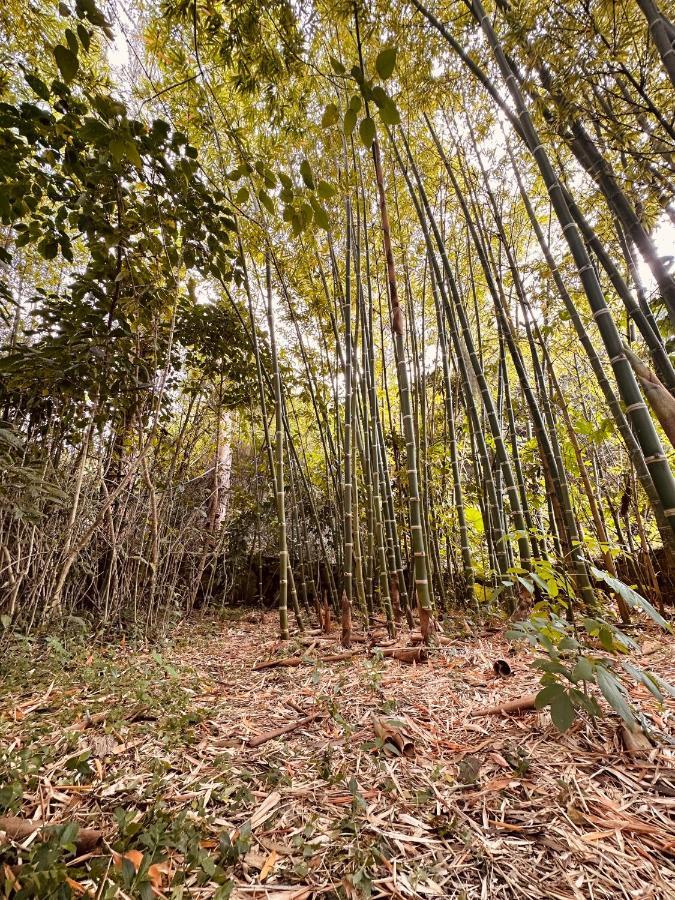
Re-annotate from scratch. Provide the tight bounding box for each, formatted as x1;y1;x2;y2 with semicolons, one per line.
508;596;674;732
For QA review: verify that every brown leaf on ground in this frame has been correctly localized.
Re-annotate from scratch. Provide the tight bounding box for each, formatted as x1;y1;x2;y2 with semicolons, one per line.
372;715;415;757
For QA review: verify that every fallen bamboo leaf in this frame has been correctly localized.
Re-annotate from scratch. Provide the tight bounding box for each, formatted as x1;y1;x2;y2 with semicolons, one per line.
249;791;282;829
3;864;21;892
148;860;171;889
579;829;617;843
260;848;279;880
65;876;89;896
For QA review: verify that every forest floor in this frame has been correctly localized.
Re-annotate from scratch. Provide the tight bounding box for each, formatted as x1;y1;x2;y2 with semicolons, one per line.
1;612;674;900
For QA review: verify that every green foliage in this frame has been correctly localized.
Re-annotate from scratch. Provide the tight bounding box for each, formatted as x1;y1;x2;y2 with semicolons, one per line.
589;566;671;630
321;102;339;127
509;601;674;732
53;43;78;82
0;10;249;447
323;45;402;143
375;47;397;80
359;116;376;148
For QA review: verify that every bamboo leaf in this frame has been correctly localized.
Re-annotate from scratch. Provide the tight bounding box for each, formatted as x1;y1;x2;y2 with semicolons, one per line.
622;660;666;702
589;565;670;630
596;665;636;724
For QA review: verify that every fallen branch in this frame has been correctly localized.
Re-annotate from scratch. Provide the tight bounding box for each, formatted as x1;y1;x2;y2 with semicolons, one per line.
0;816;102;851
253;651;358;671
470;694;537;717
248;712;322;748
253;656;305;671
372;646;428;663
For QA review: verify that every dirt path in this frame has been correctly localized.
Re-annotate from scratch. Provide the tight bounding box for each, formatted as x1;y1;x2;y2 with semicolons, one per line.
1;614;674;898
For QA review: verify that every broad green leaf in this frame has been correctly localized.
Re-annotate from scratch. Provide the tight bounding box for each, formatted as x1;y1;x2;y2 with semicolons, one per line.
517;575;534;594
124;139;142;169
24;71;50;100
258;189;274;214
571;656;594;682
329;56;345;75
65;28;79;54
569;688;601;718
379;97;401;126
359;116;375;148
558;635;580;650
300;159;315;189
533;657;570;677
321;103;339;128
53;44;79;82
371;85;389;109
534;683;564;708
531;572;549;594
549;691;575;732
597;624;625;653
77;22;90;51
317;180;336;200
375;47;397;80
344;107;357;137
79;117;110;142
37;235;58;259
309;195;329;230
596;665;636;725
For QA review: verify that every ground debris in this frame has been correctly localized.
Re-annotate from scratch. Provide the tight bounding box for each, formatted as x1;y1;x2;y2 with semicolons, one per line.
1;614;673;898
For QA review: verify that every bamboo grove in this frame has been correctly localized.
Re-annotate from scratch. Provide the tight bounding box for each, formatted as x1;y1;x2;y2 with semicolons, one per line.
1;0;674;643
